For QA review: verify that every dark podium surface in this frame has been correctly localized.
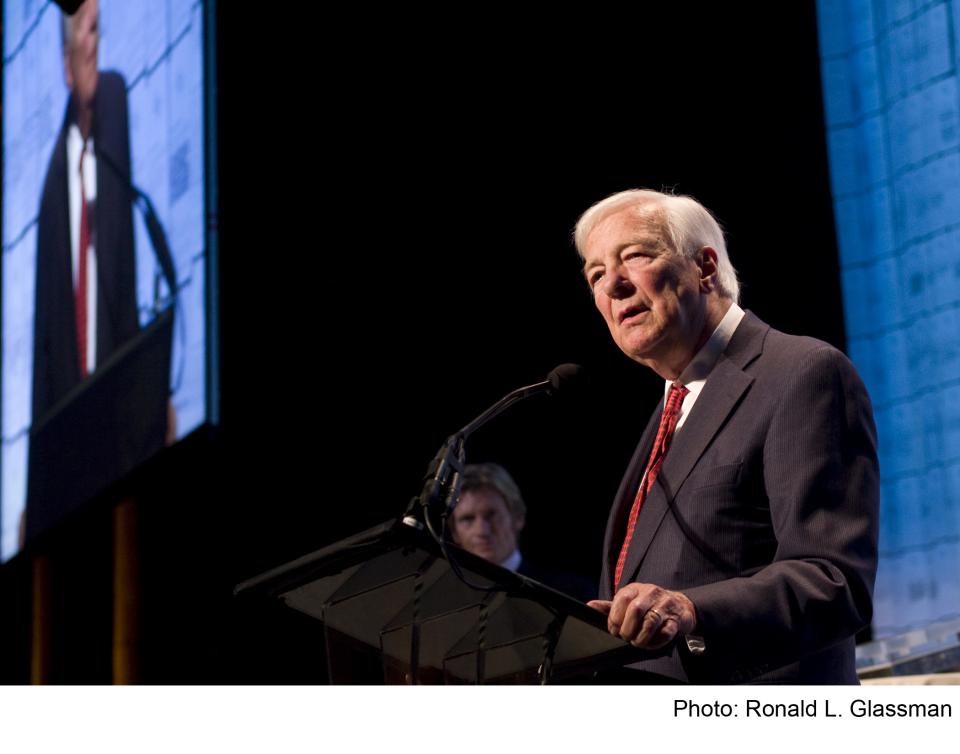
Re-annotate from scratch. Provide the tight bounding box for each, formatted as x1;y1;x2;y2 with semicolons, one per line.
236;518;665;684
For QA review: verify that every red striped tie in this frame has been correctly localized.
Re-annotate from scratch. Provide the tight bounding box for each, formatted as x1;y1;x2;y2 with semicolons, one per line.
613;383;689;590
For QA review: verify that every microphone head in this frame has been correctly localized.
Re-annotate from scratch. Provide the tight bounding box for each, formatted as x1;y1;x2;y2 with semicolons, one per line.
546;363;584;395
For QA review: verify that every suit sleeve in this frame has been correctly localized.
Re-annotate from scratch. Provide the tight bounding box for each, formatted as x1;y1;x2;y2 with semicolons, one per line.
682;346;880;674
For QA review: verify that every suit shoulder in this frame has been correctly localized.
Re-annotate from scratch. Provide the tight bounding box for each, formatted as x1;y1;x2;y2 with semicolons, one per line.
761;326;856;372
757;329;874;421
93;71;133;168
94;71;131;125
98;70;129;98
747;325;870;410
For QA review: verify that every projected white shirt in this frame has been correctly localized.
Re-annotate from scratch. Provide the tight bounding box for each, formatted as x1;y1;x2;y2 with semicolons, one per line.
66;124;98;375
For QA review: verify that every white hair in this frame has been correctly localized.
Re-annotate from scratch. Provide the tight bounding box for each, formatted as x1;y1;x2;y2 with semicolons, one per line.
573;188;740;303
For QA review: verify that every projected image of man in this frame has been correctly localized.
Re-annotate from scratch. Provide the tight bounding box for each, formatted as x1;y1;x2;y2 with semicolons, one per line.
31;0;138;426
25;0;143;542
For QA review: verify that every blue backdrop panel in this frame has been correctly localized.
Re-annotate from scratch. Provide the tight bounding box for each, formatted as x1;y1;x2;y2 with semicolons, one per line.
819;0;960;636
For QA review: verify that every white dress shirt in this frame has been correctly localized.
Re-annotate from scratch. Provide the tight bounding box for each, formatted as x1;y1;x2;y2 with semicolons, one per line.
667;302;745;432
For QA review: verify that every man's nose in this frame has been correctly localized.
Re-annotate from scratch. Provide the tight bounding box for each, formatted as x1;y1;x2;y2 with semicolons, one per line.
601;267;632;299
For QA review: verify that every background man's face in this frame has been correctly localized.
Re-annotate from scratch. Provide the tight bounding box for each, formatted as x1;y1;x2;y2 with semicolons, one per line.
64;0;100;109
450;487;523;565
583;206;705;372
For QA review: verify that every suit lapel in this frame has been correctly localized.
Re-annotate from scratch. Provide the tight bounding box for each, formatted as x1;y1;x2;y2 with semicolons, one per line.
615;313;768;586
599;399;662;598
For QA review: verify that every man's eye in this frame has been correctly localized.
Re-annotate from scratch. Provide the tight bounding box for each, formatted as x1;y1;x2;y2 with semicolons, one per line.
589;271;604;287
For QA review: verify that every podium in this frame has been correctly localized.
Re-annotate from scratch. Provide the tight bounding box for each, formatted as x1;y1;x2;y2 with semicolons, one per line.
25;308;174;544
236;518;666;684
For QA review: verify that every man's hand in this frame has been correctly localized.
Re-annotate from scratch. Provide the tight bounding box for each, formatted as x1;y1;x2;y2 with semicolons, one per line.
587;582;697;650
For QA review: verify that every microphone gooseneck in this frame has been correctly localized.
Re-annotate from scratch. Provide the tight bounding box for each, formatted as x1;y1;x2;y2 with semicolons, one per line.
403;363;584;532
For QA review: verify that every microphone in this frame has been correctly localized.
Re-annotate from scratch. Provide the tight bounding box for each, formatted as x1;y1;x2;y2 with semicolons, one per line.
455;362;583;440
547;362;584;395
404;364;584;537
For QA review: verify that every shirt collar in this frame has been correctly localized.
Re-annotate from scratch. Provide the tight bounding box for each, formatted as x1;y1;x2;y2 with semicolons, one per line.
500;549;522;572
665;301;745;398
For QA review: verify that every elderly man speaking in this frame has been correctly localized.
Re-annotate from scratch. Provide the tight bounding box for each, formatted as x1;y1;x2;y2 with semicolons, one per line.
579;189;879;684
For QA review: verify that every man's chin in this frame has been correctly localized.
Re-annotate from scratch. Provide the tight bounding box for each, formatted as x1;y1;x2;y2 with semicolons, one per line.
617;329;668;363
618;339;656;363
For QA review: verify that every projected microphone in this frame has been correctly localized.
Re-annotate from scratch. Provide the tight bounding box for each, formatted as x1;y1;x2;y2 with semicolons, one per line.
96;145;178;303
404;364;584;538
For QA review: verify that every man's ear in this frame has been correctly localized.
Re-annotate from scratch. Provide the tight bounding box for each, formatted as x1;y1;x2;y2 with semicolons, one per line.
698;246;720;292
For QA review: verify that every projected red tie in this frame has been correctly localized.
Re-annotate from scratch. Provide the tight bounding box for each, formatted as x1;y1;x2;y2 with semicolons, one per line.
613;383;689;590
76;144;90;378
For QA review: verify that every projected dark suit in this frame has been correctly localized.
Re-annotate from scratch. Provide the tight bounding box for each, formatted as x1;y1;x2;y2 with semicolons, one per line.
27;71;139;526
598;312;879;683
32;70;138;423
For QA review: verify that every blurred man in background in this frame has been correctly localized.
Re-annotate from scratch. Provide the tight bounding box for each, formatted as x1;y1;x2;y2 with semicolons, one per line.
450;463;595;602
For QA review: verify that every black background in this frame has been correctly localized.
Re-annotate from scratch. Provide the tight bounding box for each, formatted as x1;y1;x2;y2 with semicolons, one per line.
218;3;843;576
0;2;846;682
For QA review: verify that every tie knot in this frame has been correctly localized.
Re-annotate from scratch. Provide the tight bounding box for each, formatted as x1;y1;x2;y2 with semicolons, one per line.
665;383;688;412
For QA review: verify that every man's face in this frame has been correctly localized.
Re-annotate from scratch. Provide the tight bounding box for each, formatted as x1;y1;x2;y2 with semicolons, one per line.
450;487;523;566
582;205;708;377
64;0;100;109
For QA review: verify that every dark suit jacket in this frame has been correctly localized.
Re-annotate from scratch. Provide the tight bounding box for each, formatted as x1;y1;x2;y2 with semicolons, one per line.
599;312;879;684
31;70;139;428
